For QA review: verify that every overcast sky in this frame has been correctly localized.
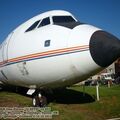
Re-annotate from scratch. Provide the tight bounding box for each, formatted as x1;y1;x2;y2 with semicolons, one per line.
0;0;120;43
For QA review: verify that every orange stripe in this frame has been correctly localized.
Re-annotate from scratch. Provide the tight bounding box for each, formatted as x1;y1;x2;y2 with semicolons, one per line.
0;45;89;65
9;45;89;62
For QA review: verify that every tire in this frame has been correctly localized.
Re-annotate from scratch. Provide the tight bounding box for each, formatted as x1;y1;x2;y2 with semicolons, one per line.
32;95;47;107
32;97;36;107
40;96;47;107
32;95;40;107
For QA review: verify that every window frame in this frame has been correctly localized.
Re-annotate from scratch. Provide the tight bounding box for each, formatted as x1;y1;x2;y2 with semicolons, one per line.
25;20;40;32
38;17;50;28
52;16;76;24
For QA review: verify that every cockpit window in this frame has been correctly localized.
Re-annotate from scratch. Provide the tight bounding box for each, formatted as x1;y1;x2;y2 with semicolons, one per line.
53;16;76;23
38;17;50;28
25;20;40;32
52;16;81;29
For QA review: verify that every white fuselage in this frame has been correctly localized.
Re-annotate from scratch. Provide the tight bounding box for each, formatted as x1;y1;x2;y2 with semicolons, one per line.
0;10;104;89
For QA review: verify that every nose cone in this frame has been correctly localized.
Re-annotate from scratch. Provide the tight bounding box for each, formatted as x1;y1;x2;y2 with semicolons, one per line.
90;31;120;67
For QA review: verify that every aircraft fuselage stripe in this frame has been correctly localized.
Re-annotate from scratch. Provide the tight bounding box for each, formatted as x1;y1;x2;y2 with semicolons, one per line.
0;45;89;67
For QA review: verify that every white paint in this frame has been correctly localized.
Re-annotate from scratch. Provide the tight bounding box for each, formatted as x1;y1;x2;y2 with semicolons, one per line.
0;10;106;90
96;84;100;101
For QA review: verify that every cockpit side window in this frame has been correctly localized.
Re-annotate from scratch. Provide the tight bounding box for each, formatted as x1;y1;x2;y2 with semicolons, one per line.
25;20;40;32
38;17;50;28
53;16;76;23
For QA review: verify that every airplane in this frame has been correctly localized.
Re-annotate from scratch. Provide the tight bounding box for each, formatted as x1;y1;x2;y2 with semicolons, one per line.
0;10;120;107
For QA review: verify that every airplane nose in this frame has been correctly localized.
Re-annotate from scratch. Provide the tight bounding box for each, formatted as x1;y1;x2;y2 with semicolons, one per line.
90;30;120;67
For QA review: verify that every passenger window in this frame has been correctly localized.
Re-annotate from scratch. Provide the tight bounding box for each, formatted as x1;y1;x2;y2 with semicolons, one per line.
25;20;40;32
44;40;51;47
38;17;50;28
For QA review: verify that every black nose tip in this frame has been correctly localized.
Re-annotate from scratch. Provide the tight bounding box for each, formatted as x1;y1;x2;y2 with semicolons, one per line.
90;30;120;67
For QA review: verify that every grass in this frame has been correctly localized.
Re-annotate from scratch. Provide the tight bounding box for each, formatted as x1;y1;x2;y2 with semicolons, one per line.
0;85;120;120
0;91;32;107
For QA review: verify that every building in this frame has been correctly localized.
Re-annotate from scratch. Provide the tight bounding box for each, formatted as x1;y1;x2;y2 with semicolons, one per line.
91;59;119;80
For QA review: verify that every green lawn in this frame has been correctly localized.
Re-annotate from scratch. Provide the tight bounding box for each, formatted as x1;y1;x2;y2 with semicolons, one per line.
0;85;120;120
50;85;120;120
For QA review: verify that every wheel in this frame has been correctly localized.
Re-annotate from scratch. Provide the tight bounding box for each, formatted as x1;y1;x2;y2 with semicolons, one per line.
40;96;47;107
32;97;36;107
32;94;47;107
32;95;40;107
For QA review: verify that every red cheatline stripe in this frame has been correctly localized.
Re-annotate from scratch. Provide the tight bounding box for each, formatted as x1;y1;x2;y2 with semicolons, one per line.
0;45;89;65
9;45;89;62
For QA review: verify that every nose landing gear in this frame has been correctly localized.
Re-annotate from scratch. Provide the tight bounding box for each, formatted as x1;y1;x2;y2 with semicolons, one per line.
32;93;47;107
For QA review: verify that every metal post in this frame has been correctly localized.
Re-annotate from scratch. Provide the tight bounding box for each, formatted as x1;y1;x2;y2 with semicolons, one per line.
96;83;100;101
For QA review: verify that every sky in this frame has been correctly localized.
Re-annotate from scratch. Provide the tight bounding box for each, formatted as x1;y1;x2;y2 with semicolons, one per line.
0;0;120;43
